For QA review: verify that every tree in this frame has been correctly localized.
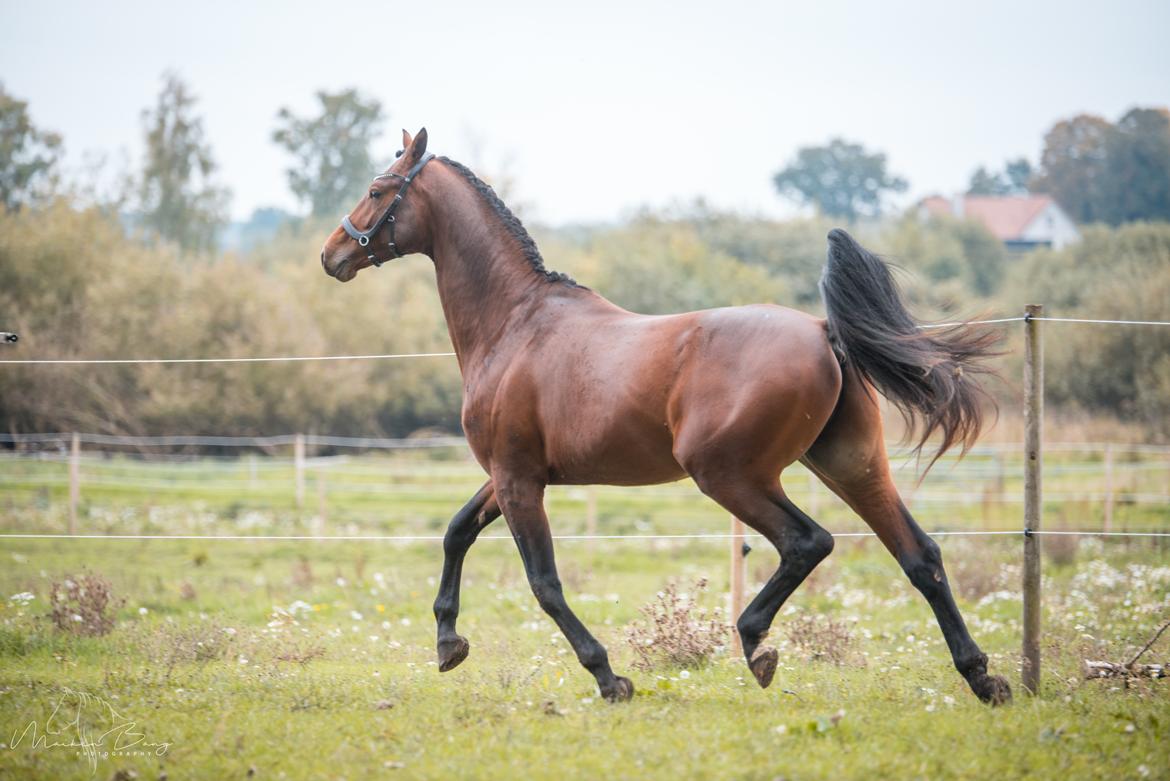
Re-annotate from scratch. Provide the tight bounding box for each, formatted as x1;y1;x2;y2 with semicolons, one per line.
1034;108;1170;225
272;89;385;218
1101;107;1170;224
1032;113;1112;223
0;83;63;211
966;158;1033;196
1004;159;1034;193
966;166;1004;196
772;138;907;221
136;73;230;253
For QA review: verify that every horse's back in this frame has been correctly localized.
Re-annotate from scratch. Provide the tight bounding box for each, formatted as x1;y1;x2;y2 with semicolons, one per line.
523;301;842;485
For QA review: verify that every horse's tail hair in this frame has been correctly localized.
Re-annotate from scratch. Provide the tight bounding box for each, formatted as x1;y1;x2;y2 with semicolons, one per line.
818;228;1000;470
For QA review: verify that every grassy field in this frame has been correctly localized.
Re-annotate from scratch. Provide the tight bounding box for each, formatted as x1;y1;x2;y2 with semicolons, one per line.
1;448;1168;780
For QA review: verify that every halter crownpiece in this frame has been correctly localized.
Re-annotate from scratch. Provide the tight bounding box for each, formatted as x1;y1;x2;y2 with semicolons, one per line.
340;152;436;267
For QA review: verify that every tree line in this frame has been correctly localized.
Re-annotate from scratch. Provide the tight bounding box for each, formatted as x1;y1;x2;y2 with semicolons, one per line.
1;76;1168;441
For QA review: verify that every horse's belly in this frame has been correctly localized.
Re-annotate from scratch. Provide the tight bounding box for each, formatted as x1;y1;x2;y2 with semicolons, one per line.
544;422;685;486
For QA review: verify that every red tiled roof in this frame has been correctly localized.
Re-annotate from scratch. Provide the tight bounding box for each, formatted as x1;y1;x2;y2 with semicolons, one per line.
920;195;1055;241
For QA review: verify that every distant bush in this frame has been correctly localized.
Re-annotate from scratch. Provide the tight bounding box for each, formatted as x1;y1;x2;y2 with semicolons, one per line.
1007;222;1170;438
2;197;1166;442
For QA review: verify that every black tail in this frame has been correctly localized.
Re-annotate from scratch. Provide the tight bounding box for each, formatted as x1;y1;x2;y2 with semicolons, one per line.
819;228;1000;468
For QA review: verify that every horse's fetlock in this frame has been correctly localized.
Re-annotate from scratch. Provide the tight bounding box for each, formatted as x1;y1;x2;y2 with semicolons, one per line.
577;643;610;672
956;651;989;678
736;614;768;644
433;596;457;621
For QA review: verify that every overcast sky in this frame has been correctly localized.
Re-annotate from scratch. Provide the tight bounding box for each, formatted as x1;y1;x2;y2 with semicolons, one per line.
2;0;1167;224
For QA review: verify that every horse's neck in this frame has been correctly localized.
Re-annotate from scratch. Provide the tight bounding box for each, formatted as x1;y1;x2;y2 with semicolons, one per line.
429;189;553;372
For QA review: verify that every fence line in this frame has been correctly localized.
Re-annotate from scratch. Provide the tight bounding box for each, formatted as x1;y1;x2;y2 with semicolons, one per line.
1031;316;1170;327
0;432;468;449
1;314;1165;367
0;351;458;366
7;451;1166;474
3;473;1164;505
3;432;1168;455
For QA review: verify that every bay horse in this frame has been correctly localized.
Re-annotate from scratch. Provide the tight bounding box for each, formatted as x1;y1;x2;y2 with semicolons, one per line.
320;128;1012;705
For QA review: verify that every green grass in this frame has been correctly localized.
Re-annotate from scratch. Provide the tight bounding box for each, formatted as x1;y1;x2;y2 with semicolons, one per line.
1;534;1168;780
1;452;1168;779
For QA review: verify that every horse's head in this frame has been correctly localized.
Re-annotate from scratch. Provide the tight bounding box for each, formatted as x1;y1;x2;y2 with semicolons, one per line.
321;127;433;282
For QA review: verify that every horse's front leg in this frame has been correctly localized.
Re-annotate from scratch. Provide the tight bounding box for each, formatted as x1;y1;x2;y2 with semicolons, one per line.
433;481;501;671
494;475;634;702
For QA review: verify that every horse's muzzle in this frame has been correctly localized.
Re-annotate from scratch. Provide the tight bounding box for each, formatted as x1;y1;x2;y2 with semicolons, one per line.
321;251;356;282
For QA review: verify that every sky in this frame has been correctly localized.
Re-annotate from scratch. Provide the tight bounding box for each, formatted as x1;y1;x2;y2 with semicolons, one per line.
2;0;1168;225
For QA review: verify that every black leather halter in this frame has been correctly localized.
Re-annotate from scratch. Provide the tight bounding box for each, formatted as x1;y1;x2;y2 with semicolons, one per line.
340;152;435;266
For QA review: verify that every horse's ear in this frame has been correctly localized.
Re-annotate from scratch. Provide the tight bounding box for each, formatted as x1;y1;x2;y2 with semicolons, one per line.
411;127;428;158
401;128;413;149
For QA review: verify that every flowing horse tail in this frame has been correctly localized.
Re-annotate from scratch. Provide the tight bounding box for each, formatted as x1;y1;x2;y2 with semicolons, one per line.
818;228;1000;468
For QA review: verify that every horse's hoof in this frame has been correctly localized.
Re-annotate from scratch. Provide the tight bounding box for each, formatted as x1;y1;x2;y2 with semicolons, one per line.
749;646;779;689
601;676;635;703
437;635;470;672
973;673;1012;706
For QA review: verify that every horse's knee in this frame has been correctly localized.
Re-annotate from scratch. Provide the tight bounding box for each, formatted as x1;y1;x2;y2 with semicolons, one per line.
901;540;946;597
442;522;475;557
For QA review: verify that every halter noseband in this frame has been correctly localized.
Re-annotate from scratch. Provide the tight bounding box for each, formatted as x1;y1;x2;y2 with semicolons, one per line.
340;152;436;266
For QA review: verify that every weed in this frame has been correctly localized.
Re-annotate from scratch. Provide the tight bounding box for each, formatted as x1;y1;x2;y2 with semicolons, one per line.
48;572;120;637
291;556;314;588
1045;533;1080;567
625;578;729;671
785;611;861;666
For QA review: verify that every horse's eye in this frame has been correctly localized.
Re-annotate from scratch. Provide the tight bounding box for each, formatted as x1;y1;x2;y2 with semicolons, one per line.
369;190;382;200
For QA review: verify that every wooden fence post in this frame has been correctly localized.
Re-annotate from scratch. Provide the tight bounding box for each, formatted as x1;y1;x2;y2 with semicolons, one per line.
294;433;306;509
68;432;80;535
729;516;747;654
1102;442;1114;533
1023;304;1044;695
316;471;327;533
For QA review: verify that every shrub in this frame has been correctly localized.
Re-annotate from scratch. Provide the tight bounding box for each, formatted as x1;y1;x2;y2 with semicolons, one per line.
785;611;860;666
49;572;120;636
625;578;729;671
1044;533;1080;567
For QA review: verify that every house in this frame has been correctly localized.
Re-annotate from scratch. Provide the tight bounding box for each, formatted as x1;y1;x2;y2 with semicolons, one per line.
918;194;1080;251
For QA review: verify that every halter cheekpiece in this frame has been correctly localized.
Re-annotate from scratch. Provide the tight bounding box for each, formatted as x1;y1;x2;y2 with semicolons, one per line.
339;152;436;266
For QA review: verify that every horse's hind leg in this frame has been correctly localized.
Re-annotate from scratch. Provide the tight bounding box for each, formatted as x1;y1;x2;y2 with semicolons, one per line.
803;371;1011;704
688;471;834;688
493;474;633;702
433;480;501;671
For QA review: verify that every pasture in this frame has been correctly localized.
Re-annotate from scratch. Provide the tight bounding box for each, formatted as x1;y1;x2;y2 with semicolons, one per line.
1;445;1168;779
